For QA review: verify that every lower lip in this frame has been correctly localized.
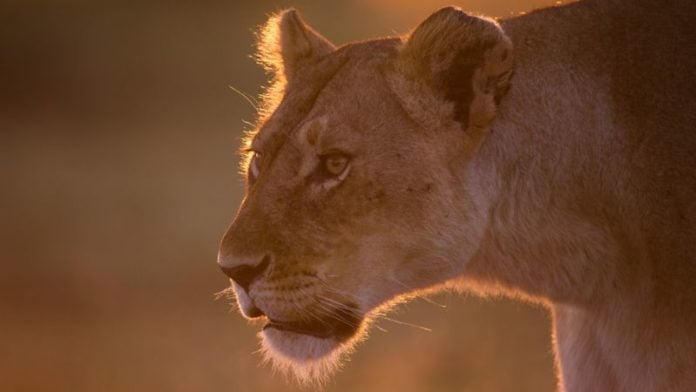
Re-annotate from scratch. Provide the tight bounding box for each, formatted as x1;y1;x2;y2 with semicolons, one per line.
263;321;335;339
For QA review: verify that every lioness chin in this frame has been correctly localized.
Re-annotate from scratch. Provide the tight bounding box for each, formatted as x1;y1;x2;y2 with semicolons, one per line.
218;1;696;390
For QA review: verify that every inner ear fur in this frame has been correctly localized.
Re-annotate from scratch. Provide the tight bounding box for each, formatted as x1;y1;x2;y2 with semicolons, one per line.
256;9;336;83
396;7;514;132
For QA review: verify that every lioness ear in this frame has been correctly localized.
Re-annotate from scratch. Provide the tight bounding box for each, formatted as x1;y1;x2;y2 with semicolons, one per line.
257;9;336;82
396;7;513;132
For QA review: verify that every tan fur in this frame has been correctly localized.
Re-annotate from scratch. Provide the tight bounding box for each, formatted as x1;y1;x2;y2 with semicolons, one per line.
219;2;696;390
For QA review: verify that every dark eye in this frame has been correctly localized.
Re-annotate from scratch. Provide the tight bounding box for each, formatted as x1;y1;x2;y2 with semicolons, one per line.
322;153;350;177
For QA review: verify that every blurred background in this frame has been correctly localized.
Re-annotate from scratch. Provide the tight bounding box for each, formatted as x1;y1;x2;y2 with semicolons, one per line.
1;1;558;391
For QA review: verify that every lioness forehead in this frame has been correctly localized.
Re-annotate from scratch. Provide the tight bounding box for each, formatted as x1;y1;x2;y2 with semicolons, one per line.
250;39;401;156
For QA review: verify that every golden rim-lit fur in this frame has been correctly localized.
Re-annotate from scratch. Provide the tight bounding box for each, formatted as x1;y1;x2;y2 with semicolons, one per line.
219;1;696;390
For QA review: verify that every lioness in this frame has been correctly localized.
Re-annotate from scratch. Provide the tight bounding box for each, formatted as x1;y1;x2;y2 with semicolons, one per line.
218;1;696;390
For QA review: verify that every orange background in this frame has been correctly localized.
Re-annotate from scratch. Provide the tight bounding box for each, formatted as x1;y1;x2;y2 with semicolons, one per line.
2;1;558;391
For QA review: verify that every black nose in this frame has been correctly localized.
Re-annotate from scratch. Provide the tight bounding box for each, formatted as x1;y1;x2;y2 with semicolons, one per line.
220;255;271;292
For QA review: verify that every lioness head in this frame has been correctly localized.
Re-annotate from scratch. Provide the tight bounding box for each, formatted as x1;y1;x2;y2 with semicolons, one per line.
218;7;513;383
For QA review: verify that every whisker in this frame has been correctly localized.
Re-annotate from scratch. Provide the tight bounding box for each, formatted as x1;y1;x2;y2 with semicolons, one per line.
378;316;433;333
315;301;361;326
283;291;331;327
318;285;360;303
388;276;447;309
313;299;360;327
241;119;257;132
213;286;234;301
316;295;352;309
326;295;425;333
419;295;448;309
228;84;259;110
301;305;332;327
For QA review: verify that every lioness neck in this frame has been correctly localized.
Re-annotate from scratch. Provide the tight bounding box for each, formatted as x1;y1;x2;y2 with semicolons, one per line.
460;1;696;391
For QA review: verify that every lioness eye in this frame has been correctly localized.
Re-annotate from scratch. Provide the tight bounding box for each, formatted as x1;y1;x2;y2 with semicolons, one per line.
249;152;261;179
323;153;349;177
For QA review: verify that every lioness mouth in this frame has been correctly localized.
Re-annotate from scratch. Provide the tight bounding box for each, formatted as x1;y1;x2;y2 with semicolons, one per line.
263;306;362;341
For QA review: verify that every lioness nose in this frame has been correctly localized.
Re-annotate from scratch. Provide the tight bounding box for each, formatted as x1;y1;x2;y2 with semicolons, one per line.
219;255;270;292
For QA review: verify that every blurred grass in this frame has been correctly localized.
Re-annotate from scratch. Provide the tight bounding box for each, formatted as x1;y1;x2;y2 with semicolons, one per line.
1;1;557;391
